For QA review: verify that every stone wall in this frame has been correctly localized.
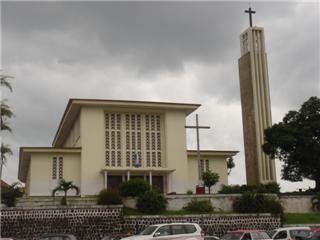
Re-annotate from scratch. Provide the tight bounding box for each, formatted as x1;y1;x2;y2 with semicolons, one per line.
1;206;122;240
123;214;281;236
1;206;281;239
280;195;314;213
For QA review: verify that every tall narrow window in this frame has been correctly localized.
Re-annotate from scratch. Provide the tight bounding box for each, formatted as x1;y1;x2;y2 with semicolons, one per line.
125;114;142;167
145;115;162;167
52;157;57;179
58;157;63;179
105;113;122;167
199;159;209;178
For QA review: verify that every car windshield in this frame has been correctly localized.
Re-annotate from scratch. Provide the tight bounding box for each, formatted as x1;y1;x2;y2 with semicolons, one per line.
310;233;320;240
268;231;276;238
251;232;270;239
221;233;243;240
139;226;158;235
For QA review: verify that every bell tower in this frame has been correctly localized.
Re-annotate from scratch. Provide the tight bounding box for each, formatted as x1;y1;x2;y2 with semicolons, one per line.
238;9;277;184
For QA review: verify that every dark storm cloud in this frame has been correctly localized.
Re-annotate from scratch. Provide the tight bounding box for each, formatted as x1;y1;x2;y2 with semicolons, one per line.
1;2;319;190
2;2;297;73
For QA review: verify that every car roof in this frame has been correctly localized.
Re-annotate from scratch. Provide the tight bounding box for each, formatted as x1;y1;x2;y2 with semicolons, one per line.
275;227;311;231
40;234;75;237
228;230;266;233
151;223;199;227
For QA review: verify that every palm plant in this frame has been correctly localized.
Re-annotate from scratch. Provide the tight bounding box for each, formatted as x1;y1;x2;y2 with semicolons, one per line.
311;192;320;212
52;179;80;205
0;143;13;180
0;74;13;92
0;73;13;181
1;100;14;132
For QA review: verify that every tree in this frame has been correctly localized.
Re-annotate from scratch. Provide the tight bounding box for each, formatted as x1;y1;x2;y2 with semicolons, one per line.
263;96;320;190
0;73;13;180
52;179;80;205
227;157;235;175
202;170;220;194
1;182;24;207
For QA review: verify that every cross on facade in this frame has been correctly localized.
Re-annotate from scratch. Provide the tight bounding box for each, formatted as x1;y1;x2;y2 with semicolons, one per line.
245;7;256;27
185;114;211;179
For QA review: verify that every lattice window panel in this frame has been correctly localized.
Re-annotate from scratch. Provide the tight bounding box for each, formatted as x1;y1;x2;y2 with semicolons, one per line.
105;113;122;167
145;114;162;167
199;159;209;179
52;157;57;179
58;157;63;179
125;114;142;167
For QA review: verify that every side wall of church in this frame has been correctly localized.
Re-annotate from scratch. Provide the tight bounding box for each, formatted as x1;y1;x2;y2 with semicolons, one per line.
187;155;228;193
28;152;81;196
164;110;189;193
80;106;106;196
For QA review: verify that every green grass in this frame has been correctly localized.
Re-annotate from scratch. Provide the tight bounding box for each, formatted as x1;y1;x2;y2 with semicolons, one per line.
283;213;320;224
122;207;231;216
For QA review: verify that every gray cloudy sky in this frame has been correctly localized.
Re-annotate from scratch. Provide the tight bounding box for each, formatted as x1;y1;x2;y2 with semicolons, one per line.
1;1;319;192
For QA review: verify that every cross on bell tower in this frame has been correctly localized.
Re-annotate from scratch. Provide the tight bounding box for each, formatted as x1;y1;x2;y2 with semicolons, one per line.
245;7;256;27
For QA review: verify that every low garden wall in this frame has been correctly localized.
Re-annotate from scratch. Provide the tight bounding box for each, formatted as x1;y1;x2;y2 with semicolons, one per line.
123;214;281;236
280;195;314;213
0;206;123;240
123;194;315;213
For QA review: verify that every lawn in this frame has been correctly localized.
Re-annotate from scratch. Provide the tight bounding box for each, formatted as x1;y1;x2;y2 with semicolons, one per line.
283;213;320;224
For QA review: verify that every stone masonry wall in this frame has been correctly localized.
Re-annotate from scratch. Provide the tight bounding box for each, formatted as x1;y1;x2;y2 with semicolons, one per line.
1;206;122;240
1;207;281;239
123;214;281;236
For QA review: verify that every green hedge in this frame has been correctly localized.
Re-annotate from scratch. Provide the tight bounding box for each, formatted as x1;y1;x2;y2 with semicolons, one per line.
119;179;151;197
97;189;122;205
183;199;214;213
233;192;283;216
219;182;280;194
136;190;167;214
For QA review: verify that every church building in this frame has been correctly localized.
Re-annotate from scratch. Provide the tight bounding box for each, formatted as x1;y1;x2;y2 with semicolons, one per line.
18;99;238;196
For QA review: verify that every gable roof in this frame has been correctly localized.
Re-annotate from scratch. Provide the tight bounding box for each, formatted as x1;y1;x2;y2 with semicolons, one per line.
52;98;201;147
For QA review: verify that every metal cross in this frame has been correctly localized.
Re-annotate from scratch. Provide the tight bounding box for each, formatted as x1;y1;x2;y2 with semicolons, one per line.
185;114;211;178
245;7;256;27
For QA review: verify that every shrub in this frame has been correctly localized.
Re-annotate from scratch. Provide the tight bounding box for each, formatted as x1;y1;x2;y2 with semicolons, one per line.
186;189;193;195
233;192;283;216
119;179;150;197
136;190;167;214
97;189;122;205
1;182;24;207
183;199;214;213
218;182;280;194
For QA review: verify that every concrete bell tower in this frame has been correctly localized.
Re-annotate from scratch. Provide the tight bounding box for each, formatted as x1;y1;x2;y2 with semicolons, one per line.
238;11;277;184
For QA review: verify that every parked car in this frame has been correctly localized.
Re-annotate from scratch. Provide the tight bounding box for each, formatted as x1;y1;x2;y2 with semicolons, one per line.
38;234;77;240
120;223;204;240
270;227;311;240
204;236;220;240
220;230;272;240
308;229;320;240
